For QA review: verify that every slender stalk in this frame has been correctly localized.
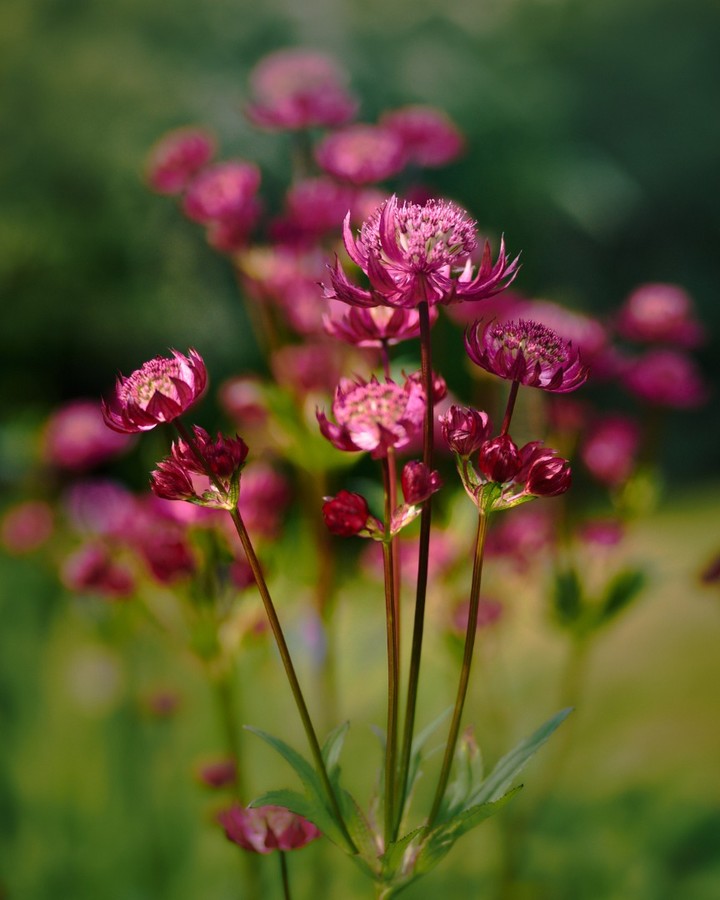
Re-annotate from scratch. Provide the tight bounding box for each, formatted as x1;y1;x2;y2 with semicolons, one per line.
227;506;357;854
427;509;490;827
279;851;292;900
386;446;401;660
500;380;520;436
395;300;434;836
381;457;400;849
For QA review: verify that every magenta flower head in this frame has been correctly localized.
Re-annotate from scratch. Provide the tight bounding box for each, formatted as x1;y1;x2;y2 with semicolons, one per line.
1;501;54;555
623;349;708;408
245;49;357;131
219;804;321;854
616;282;704;348
581;415;640;487
182;161;261;225
380;105;465;168
322;490;372;537
145;127;216;195
465;319;589;393
102;349;207;433
317;374;425;458
325;195;518;310
439;405;493;457
524;453;572;497
323;305;436;347
315;124;406;185
44;399;134;470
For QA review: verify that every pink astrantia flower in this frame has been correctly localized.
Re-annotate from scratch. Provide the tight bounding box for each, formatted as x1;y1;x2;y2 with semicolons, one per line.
515;299;609;371
380;105;465;168
581;415;640;487
465;319;588;392
219;804;321;854
145;127;216;195
196;757;237;789
623;349;707;408
315;125;406;185
317;374;425;458
400;461;442;505
237;463;291;539
616;283;704;348
102;349;207;433
439;405;493;457
323;304;437;347
64;480;138;538
44;400;134;471
182;161;261;225
283;176;359;240
325;195;518;310
61;543;135;599
245;49;357;131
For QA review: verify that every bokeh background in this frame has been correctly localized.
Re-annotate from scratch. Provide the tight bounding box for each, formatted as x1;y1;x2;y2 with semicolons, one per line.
2;0;719;897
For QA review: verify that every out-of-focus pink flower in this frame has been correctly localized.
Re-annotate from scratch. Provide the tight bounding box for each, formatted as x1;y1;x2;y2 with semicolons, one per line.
578;519;625;547
219;377;269;426
581;415;640;487
315;125;406;185
465;319;588;393
270;342;352;395
451;597;503;635
61;543;135;598
206;211;261;253
142;689;181;718
64;479;138;538
196;757;237;789
182;161;260;224
145;127;216;194
380;105;465;167
1;501;54;554
282;177;359;240
43;400;134;471
485;505;553;568
616;283;704;348
102;349;207;433
623;349;708;408
245;50;357;131
439;405;493;457
443;288;526;327
317;374;425;458
325;195;518;310
323;304;435;347
322;490;374;536
237;463;291;539
400;461;442;505
219;804;321;854
131;503;196;583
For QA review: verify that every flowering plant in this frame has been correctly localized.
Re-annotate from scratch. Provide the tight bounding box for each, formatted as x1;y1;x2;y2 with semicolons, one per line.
9;47;708;900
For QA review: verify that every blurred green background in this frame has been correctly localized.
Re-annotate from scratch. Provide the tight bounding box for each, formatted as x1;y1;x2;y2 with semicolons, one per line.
2;0;720;897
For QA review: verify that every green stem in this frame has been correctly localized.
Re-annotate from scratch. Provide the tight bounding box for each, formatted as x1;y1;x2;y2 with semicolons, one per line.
395;300;434;837
279;851;292;900
227;506;357;854
381;457;400;849
212;669;246;800
427;509;490;826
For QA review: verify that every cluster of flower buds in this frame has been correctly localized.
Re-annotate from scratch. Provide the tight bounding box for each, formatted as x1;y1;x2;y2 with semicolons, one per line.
322;460;442;540
151;426;248;511
440;405;571;512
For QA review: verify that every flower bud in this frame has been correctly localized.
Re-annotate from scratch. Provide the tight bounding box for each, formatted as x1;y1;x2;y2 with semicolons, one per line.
322;490;370;536
526;455;572;497
439;405;492;456
401;461;442;505
477;434;521;483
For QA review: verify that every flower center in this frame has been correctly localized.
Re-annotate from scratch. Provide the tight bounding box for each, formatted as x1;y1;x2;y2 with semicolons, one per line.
123;360;183;409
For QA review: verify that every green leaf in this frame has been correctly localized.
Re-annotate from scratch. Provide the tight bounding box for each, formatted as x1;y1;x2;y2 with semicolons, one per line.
381;826;426;880
322;721;350;778
552;568;584;627
468;708;572;806
405;707;452;798
441;727;483;819
245;726;325;797
414;788;520;878
337;787;380;869
598;568;646;625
